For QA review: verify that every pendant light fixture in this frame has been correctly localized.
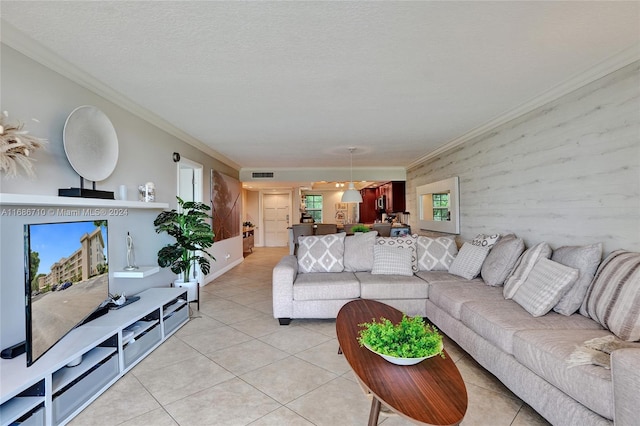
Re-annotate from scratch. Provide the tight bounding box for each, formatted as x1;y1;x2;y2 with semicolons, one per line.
341;147;363;203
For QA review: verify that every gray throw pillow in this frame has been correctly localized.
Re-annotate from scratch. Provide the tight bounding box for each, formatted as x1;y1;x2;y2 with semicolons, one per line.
448;242;490;280
343;231;378;272
581;250;640;341
503;242;552;299
512;258;579;317
376;234;419;272
481;235;525;286
297;233;346;273
416;235;458;271
371;244;414;276
552;243;602;316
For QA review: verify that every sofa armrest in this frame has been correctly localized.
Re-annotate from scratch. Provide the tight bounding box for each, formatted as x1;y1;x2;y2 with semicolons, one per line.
611;348;640;425
272;255;298;320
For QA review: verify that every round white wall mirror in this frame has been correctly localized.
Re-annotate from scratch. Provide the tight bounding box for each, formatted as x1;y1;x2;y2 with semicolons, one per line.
63;106;119;182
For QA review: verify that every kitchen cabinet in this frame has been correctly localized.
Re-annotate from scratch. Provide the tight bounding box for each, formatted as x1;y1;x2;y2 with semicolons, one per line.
359;189;378;224
377;181;406;214
359;181;406;223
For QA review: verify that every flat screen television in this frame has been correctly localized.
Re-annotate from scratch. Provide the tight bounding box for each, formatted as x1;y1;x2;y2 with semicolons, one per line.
24;220;110;366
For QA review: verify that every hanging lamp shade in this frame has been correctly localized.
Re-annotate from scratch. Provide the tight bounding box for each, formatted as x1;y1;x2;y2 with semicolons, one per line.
341;148;363;203
342;182;363;203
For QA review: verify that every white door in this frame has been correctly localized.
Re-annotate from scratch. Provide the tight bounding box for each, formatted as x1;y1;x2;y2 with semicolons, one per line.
263;193;290;247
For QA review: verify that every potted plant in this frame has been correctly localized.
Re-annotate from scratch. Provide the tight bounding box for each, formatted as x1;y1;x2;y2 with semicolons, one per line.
154;197;215;298
350;224;370;233
358;315;444;365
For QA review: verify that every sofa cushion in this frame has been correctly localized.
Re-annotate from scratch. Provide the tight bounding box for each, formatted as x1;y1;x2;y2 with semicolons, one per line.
503;242;552;299
375;234;419;272
552;243;602;316
512;258;579;317
343;231;378;272
371;244;414;276
293;272;360;301
513;329;615;420
297;233;346;273
357;272;429;299
460;299;603;355
448;242;490;280
581;250;640;341
471;233;501;249
481;235;525;286
416;235;458;271
428;280;504;320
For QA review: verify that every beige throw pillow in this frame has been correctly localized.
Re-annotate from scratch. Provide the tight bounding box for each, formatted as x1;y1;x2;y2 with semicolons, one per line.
512;258;578;317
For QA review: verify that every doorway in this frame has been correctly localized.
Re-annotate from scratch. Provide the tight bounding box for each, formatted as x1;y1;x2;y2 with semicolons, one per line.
262;192;291;247
176;157;204;282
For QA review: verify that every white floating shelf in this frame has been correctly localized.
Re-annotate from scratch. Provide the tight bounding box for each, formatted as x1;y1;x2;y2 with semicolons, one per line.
113;266;160;279
0;193;169;209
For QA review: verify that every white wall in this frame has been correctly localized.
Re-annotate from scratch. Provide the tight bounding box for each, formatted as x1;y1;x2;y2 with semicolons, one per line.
0;45;242;348
407;61;640;255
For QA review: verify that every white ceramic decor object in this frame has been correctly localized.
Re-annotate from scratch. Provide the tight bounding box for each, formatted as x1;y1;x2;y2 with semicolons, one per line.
63;106;119;182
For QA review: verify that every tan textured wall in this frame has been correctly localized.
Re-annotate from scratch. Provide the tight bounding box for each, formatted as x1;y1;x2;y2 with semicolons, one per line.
407;61;640;254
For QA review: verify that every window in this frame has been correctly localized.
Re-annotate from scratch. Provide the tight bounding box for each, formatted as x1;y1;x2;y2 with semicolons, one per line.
305;195;323;223
432;193;449;221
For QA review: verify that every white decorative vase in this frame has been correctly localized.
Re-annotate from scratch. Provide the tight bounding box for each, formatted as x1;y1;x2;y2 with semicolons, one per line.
364;342;443;366
175;279;198;302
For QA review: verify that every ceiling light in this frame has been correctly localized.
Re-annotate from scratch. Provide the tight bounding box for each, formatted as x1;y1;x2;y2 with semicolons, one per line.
341;148;363;203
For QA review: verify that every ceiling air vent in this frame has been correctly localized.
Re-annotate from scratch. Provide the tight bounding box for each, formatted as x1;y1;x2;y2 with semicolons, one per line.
252;172;275;179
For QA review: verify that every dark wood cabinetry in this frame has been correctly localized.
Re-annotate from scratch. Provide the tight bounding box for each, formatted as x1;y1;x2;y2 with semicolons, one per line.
359;189;378;224
379;181;406;214
359;181;406;223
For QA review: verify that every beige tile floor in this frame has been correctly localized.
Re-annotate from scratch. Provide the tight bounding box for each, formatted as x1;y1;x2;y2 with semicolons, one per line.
69;247;551;426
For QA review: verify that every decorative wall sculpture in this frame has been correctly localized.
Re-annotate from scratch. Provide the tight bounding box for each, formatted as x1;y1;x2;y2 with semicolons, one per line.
211;170;241;242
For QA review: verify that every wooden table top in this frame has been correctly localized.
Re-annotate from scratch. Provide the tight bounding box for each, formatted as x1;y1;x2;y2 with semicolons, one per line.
336;300;468;426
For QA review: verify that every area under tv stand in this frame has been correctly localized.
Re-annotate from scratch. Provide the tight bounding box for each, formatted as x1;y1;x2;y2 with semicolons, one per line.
0;288;189;426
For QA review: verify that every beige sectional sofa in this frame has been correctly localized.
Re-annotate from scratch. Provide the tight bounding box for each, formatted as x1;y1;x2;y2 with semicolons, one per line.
272;231;640;425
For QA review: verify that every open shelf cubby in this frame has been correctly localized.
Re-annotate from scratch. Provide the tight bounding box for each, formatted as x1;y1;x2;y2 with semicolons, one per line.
0;288;188;426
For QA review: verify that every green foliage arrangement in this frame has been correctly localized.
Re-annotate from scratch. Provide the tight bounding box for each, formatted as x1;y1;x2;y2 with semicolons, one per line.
358;315;444;358
154;196;216;279
350;224;370;233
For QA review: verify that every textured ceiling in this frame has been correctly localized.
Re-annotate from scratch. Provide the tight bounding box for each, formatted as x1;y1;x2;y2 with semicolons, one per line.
1;1;639;171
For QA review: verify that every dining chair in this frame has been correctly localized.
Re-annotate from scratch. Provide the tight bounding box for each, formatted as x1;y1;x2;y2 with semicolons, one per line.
372;223;392;237
315;223;338;235
292;223;315;254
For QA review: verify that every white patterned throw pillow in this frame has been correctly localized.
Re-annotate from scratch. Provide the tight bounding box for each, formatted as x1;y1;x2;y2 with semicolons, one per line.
448;242;490;280
512;258;578;317
376;234;419;272
371;245;414;276
417;236;458;271
503;242;552;299
297;233;346;273
471;233;501;249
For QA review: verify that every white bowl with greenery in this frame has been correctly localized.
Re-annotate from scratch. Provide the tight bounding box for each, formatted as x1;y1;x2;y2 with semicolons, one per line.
358;315;444;365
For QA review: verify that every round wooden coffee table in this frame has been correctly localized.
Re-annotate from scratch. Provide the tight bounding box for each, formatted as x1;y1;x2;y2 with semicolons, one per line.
336;299;468;426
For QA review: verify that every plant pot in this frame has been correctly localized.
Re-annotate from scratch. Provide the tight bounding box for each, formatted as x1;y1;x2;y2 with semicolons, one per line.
364;342;443;366
174;279;198;302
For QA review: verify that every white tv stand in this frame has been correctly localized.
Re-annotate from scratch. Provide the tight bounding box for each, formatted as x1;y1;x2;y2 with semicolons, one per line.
0;288;189;426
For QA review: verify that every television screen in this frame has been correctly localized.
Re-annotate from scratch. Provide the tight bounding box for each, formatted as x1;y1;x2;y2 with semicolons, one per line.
24;220;110;366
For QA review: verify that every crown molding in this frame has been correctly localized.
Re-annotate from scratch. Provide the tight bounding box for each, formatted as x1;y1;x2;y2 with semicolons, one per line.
0;20;241;170
407;43;640;170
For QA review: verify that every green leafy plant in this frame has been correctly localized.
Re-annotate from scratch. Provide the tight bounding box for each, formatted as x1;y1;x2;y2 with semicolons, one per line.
154;196;216;280
350;224;370;233
358;315;444;358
